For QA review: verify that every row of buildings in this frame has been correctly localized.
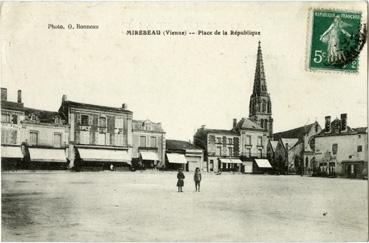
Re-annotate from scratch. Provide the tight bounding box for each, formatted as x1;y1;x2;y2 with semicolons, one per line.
1;41;367;178
191;42;367;179
1;89;203;171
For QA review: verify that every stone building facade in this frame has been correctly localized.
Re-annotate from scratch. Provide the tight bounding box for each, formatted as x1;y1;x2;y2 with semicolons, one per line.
58;95;133;170
132;119;166;169
273;121;322;174
1;88;69;169
166;139;203;172
194;127;241;172
314;114;368;178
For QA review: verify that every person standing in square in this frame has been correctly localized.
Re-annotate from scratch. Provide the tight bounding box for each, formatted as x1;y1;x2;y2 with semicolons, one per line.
177;168;185;192
194;167;202;192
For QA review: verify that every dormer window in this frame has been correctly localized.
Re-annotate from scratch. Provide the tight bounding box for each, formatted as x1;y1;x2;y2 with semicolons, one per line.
144;121;152;131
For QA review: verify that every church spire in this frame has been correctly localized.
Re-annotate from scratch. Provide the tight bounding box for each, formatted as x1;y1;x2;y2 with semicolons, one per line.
252;41;267;96
248;41;273;139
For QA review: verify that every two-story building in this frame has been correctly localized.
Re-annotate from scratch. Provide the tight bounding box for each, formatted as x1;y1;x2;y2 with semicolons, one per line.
132;119;165;169
314;114;368;178
58;95;132;170
1;88;69;169
194;125;241;173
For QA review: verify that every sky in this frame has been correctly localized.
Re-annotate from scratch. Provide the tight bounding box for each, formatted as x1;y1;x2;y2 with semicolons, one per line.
0;2;367;141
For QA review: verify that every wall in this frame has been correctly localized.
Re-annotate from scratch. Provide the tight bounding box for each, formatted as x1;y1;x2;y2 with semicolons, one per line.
68;107;132;148
206;133;239;157
132;130;165;166
21;122;69;148
315;133;368;175
239;129;268;158
1;109;25;145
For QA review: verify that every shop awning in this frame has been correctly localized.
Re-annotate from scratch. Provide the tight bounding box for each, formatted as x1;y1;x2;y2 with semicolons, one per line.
220;158;231;163
229;159;243;164
140;151;159;161
167;153;187;164
79;148;131;164
255;159;272;168
1;146;23;158
29;148;67;163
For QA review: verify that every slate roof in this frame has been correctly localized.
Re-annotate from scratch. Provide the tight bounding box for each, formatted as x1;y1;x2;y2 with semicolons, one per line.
1;100;24;111
235;117;263;130
202;129;239;136
273;123;317;140
61;100;132;114
23;107;64;124
353;127;367;134
166;139;202;151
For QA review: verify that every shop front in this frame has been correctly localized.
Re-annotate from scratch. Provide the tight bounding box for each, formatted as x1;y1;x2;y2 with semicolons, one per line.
75;147;131;171
1;145;23;170
28;147;68;170
166;153;187;170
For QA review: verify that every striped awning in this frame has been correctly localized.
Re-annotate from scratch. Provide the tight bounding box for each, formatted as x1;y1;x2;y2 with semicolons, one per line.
29;148;67;163
1;145;23;158
167;153;187;164
78;148;131;164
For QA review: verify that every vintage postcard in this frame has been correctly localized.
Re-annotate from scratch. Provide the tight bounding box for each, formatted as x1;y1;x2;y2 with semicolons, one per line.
0;1;367;242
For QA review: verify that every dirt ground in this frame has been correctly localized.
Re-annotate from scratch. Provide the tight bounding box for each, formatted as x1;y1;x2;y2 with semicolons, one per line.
1;171;368;242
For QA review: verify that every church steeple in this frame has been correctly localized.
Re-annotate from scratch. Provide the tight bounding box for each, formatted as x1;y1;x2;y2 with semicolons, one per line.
249;41;273;139
253;41;268;96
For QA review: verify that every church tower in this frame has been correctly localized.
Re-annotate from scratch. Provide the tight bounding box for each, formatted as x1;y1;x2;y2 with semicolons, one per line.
249;41;273;139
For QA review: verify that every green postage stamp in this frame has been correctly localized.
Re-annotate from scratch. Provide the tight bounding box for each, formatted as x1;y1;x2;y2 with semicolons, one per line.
308;9;366;72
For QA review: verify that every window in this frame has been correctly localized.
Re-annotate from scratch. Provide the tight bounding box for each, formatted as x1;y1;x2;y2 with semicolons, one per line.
216;137;222;144
358;135;361;138
257;149;262;158
99;117;107;127
257;136;263;146
30;131;39;146
332;143;338;155
357;145;363;152
262;101;266;112
217;146;222;156
2;113;10;123
151;136;157;147
261;120;264;128
246;135;251;145
210;160;214;171
80;131;90;144
228;147;233;157
228;138;233;144
53;133;62;147
140;136;146;147
81;115;89;125
246;148;251;158
98;133;106;145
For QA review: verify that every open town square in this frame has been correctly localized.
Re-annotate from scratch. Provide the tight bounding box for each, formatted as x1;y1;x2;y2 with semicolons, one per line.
2;171;368;242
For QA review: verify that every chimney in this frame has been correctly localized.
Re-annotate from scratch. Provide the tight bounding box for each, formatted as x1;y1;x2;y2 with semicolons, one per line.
62;94;67;103
17;90;22;103
340;113;347;131
122;103;127;109
201;125;206;129
1;88;7;101
233;118;237;128
325;116;331;132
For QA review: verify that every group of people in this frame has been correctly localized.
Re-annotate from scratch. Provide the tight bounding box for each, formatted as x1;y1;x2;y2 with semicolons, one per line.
176;167;202;192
